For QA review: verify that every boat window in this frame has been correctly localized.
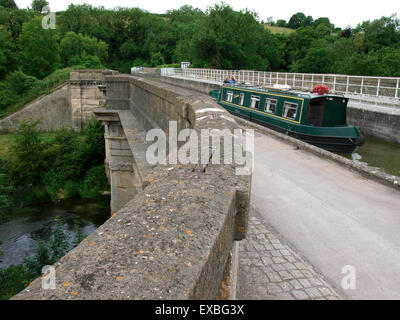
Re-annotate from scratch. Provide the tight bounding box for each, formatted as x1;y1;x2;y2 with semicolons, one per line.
239;93;245;105
226;91;233;103
265;98;277;114
250;95;260;109
283;102;298;120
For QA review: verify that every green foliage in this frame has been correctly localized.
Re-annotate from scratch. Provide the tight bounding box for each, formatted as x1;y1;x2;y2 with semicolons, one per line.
1;3;400;111
0;67;80;118
63;181;81;199
60;31;108;67
72;219;84;247
155;63;181;69
288;12;307;29
42;128;86;189
0;158;14;208
4;70;37;94
0;118;107;205
19;16;60;79
150;52;165;67
81;117;105;167
10;120;48;187
0;215;87;299
0;0;16;9
31;0;48;12
81;165;108;198
0;28;16;79
0;265;30;300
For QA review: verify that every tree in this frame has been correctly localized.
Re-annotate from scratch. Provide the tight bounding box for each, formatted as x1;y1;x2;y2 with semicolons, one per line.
355;15;400;53
0;0;17;9
19;16;60;78
60;31;108;67
166;5;204;23
0;28;16;79
9;120;48;187
291;41;336;73
276;19;286;27
314;17;333;30
288;12;307;29
341;26;352;38
174;4;283;70
31;0;48;12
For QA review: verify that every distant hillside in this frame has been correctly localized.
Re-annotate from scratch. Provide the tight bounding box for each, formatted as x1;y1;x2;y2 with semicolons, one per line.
264;25;295;35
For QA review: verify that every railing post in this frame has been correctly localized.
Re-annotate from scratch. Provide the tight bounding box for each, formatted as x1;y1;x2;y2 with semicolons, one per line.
396;79;399;99
333;75;336;93
346;76;349;94
301;74;304;89
376;78;380;97
360;77;364;95
285;73;288;85
293;74;296;88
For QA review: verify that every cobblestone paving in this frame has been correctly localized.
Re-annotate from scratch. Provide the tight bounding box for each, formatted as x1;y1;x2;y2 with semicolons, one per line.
237;214;343;300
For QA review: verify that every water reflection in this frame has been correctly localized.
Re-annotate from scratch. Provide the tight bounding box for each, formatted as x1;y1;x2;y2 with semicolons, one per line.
340;135;400;177
0;196;110;268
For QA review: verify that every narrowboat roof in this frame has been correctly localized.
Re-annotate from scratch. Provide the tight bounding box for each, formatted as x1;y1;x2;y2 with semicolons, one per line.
221;83;346;100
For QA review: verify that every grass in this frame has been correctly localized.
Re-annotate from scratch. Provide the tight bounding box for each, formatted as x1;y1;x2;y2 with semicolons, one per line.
264;25;294;35
0;133;60;159
0;66;89;120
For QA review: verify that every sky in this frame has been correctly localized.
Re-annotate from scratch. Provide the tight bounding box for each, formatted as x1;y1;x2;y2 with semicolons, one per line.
14;0;400;29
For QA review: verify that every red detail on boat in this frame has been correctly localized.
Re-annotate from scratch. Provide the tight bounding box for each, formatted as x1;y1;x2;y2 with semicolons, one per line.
312;84;329;95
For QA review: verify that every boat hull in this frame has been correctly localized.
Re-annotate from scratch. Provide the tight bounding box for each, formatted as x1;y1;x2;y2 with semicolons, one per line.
224;107;359;154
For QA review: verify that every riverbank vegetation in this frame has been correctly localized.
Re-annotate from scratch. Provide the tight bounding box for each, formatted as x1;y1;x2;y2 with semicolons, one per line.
0;118;109;222
0;118;108;299
0;216;84;299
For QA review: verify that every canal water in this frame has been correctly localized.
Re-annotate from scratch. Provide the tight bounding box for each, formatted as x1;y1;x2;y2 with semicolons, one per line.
339;135;400;177
0;196;110;269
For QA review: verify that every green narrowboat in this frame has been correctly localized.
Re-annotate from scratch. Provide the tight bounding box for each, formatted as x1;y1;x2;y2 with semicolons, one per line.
210;84;365;153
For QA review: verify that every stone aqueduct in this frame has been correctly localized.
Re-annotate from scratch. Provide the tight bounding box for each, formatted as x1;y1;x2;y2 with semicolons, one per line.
4;68;399;299
9;70;251;299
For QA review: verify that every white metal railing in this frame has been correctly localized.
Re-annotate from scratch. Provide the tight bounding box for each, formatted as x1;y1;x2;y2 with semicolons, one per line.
160;68;400;107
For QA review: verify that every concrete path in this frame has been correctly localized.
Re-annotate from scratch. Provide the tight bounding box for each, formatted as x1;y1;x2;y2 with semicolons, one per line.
242;131;400;300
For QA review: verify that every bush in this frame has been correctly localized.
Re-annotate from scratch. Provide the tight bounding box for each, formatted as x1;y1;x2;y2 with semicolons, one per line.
43;128;87;186
4;71;37;94
0;265;31;300
81;118;105;167
9;120;48;187
63;180;81;199
22;186;51;206
81;165;109;198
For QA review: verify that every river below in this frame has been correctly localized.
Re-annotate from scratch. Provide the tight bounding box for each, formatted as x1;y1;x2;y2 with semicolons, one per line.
0;196;110;269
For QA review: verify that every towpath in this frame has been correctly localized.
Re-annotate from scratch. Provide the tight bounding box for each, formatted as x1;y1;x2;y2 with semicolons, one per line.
238;131;400;300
